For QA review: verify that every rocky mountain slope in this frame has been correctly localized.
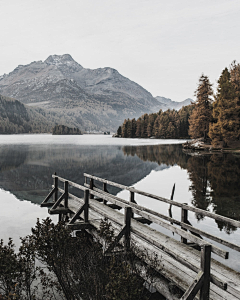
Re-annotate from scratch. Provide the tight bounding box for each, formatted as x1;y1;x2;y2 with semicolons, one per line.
0;55;163;131
155;96;193;110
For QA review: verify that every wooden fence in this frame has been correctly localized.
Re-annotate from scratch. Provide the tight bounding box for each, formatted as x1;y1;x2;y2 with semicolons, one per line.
41;173;240;300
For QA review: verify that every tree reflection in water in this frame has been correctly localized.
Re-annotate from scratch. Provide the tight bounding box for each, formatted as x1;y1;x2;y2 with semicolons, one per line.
122;145;240;234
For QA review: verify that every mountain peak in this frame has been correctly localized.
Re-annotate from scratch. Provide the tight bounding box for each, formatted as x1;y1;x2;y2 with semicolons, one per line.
44;54;83;69
45;54;72;63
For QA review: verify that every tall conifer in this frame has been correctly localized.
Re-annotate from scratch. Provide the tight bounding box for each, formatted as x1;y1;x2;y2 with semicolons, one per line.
209;66;240;146
188;74;213;141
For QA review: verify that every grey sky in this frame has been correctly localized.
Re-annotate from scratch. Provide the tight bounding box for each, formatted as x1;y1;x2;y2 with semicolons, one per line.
0;0;240;102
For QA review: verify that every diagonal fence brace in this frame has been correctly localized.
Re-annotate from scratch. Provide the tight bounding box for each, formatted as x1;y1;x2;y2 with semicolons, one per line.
180;244;211;300
105;206;132;254
105;225;126;253
68;189;90;224
50;193;65;211
40;187;56;207
68;203;86;224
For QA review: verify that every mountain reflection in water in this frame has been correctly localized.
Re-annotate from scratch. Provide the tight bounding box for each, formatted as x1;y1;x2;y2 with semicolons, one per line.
0;143;239;235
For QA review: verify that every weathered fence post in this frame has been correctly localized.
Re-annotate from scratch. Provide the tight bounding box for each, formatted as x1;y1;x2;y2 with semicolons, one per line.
200;245;211;300
181;203;188;244
130;191;135;218
103;182;107;204
89;178;94;199
64;181;68;208
124;206;132;251
84;189;89;223
54;173;58;202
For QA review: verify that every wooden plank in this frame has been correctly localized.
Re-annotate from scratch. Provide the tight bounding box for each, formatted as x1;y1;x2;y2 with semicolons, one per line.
107;203;122;210
94;197;103;202
49;208;71;215
134;217;152;225
40;202;55;207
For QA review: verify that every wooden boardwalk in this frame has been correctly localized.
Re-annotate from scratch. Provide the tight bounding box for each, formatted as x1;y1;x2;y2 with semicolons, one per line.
41;173;240;300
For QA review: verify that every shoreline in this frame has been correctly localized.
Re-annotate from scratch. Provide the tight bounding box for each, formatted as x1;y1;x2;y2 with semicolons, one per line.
183;138;240;154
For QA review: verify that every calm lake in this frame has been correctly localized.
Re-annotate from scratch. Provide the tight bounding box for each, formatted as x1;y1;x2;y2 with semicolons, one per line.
0;134;239;271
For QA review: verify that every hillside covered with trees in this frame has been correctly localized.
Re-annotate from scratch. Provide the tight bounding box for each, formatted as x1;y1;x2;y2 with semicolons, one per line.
117;61;240;148
0;94;82;134
0;94;56;133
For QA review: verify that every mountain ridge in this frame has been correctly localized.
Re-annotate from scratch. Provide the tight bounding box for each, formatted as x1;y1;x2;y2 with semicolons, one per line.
155;96;193;110
0;54;192;131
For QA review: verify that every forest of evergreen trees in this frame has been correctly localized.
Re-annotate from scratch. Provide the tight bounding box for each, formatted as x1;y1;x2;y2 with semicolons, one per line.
116;105;193;139
117;61;240;147
52;125;82;135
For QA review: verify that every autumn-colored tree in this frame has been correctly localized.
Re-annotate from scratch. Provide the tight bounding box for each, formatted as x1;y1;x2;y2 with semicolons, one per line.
146;114;156;137
188;74;213;141
121;119;128;138
209;66;240;146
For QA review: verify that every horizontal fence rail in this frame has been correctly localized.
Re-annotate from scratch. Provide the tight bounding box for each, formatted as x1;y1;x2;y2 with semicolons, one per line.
83;173;240;229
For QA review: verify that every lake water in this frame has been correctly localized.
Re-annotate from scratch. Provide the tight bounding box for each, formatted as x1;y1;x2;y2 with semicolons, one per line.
0;134;239;271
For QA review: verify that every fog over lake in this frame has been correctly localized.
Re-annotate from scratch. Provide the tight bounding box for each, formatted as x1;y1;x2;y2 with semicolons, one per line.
0;134;239;271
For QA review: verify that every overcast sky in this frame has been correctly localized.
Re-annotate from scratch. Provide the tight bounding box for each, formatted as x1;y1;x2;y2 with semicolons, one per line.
0;0;240;102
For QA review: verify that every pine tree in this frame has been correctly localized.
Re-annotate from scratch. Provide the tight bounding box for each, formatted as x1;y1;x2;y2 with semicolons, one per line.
188;74;213;141
209;66;240;146
117;126;122;136
121;119;128;138
135;118;142;138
